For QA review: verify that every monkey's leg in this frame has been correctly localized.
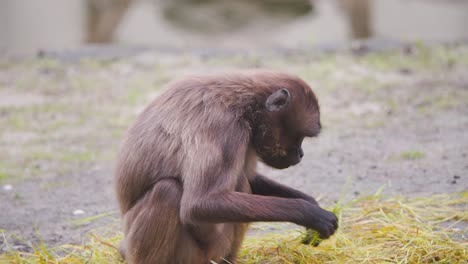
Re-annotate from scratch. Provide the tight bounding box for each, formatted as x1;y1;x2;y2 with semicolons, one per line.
219;223;249;264
123;179;206;264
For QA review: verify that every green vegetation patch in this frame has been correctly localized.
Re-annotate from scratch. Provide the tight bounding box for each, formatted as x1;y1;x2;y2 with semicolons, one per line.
1;193;466;264
0;171;9;182
400;151;426;160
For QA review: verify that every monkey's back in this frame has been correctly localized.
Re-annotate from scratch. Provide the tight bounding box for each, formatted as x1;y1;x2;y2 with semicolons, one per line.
115;76;246;214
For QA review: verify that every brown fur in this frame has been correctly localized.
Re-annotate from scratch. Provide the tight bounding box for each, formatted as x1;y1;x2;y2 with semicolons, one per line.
115;71;337;264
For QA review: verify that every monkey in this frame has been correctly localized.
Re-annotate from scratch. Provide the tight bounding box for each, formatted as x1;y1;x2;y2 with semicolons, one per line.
115;71;338;264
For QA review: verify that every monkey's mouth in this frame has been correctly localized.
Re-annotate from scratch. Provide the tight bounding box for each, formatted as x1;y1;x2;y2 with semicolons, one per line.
286;155;302;167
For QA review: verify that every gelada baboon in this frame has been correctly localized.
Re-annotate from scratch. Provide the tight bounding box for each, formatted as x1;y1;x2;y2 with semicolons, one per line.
115;71;338;264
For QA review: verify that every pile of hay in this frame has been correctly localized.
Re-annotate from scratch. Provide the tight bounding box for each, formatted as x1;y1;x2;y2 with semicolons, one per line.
240;193;467;263
2;193;467;263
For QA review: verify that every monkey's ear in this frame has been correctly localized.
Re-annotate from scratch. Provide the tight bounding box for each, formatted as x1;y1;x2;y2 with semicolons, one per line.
265;88;290;112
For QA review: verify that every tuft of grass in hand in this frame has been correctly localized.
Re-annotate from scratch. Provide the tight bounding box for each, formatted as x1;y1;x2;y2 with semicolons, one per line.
301;229;322;246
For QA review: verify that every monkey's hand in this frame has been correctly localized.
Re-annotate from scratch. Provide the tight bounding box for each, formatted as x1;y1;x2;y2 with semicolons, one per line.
299;203;338;241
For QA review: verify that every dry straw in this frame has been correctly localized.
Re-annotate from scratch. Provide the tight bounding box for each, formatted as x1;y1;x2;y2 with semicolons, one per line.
1;193;467;264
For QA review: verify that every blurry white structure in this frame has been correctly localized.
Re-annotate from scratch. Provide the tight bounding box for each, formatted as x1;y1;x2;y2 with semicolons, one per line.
0;0;85;55
1;0;468;55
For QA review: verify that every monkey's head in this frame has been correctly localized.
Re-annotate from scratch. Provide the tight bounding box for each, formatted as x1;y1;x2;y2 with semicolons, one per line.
252;78;321;169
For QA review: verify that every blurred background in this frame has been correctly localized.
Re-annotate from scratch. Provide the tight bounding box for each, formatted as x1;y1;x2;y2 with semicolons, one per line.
1;0;468;55
1;0;468;257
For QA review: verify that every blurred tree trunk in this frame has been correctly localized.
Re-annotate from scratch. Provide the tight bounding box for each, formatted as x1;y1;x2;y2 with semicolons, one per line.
86;0;131;43
340;0;373;39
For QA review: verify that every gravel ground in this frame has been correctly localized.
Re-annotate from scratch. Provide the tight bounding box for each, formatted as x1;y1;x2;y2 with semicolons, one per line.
0;43;467;252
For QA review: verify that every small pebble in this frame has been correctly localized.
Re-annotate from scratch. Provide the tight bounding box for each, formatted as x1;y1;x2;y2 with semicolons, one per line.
453;175;460;179
73;209;85;216
451;180;457;185
3;184;13;191
399;68;412;75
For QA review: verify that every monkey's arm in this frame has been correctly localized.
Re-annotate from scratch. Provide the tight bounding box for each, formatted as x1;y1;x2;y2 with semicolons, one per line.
249;174;318;205
180;162;336;238
180;131;337;238
181;191;336;239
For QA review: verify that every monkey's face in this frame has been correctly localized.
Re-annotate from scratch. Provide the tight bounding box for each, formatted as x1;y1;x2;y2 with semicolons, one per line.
253;88;321;169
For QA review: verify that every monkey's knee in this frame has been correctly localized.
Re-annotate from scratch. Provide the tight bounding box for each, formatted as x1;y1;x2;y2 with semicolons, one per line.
154;178;183;203
124;179;190;263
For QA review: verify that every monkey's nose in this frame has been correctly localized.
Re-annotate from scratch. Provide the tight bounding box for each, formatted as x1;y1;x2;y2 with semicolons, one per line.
298;148;304;158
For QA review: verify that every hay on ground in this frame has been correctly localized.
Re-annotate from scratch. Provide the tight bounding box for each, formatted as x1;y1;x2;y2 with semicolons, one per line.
1;193;467;264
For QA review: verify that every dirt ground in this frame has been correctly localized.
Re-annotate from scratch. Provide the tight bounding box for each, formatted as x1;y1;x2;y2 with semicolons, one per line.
0;43;467;252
